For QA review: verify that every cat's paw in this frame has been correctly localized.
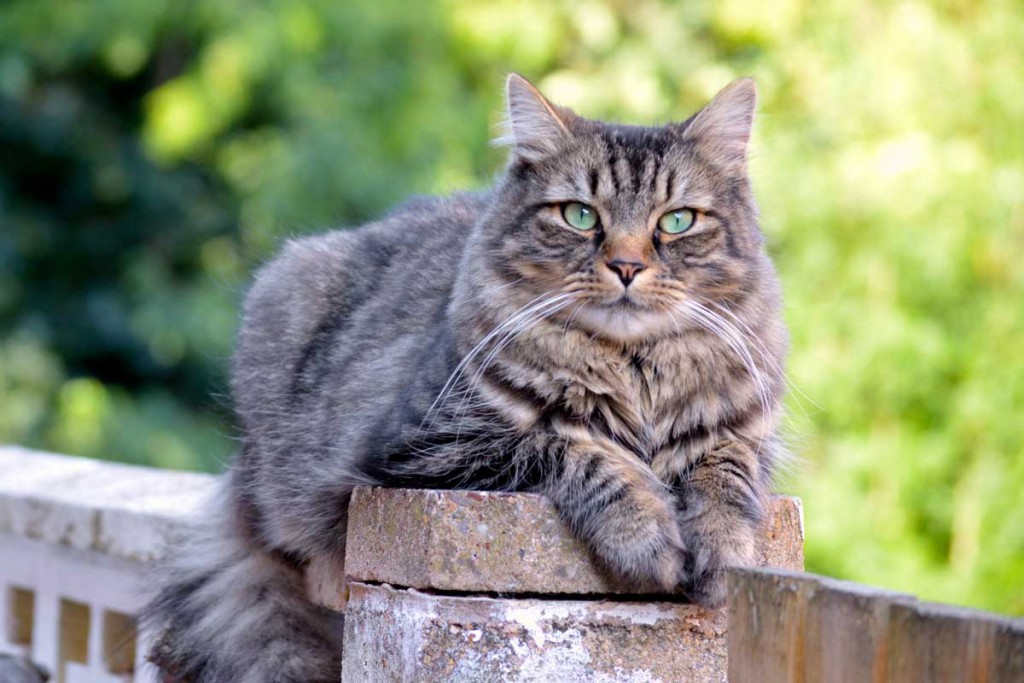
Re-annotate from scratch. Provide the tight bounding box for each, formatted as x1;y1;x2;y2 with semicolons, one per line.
634;526;689;593
678;521;756;608
585;493;688;593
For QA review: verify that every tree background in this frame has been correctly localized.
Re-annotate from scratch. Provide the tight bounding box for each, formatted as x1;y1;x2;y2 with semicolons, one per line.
1;0;1021;613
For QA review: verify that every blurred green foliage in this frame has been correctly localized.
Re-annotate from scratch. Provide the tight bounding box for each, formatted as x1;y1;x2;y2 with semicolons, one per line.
1;0;1021;613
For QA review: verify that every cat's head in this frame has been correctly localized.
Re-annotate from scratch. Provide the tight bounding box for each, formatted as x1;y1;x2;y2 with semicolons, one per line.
470;73;772;345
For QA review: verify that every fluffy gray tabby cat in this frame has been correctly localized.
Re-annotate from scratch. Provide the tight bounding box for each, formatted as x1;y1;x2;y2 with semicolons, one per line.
147;74;787;682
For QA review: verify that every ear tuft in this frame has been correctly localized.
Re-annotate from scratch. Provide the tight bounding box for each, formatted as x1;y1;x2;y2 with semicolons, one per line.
495;73;574;162
683;78;757;165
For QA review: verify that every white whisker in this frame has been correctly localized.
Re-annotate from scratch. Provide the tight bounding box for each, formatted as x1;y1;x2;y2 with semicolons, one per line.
421;291;556;428
451;294;578;438
672;300;774;457
421;291;576;432
703;299;820;417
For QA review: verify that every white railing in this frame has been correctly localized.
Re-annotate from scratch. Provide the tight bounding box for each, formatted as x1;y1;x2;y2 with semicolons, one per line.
0;445;216;683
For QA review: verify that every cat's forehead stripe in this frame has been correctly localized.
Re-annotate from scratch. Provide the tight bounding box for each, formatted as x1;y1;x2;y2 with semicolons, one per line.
600;127;681;202
536;123;723;212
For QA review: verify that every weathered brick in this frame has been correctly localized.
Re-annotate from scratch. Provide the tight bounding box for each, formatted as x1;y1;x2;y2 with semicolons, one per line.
339;488;806;682
344;487;804;595
343;582;728;683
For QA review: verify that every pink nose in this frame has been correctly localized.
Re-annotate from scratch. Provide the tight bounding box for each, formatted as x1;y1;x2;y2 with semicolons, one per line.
606;259;647;287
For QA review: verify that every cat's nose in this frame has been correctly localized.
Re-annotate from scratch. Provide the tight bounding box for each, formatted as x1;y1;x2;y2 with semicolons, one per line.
606;259;647;287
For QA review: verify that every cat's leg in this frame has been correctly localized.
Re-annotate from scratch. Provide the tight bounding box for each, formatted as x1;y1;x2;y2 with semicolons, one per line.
661;439;765;607
535;422;686;591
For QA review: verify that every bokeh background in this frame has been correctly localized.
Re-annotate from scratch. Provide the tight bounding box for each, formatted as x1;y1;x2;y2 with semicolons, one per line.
1;0;1021;613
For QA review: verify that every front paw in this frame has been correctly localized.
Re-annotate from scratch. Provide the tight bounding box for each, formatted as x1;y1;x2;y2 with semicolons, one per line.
631;523;688;593
584;494;687;593
679;521;756;607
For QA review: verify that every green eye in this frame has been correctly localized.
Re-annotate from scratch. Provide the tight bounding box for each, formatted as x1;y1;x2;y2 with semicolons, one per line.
658;208;697;234
561;202;599;231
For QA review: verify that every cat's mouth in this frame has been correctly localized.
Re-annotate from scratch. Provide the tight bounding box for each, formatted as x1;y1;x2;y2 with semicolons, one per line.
571;295;676;342
603;290;656;311
610;295;644;308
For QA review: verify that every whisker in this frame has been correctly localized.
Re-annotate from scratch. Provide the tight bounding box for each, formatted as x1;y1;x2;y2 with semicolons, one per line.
423;292;577;433
562;301;589;335
672;300;774;458
702;299;821;416
452;295;579;436
421;291;563;430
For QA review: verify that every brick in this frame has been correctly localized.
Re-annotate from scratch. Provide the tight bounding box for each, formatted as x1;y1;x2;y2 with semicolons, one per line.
343;582;728;683
344;487;804;595
340;489;805;682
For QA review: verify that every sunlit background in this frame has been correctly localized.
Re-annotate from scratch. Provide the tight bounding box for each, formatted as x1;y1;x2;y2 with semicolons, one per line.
1;0;1021;614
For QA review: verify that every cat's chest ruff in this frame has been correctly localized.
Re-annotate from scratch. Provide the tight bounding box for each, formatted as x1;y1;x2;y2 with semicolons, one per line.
561;348;686;454
492;327;739;454
557;332;746;456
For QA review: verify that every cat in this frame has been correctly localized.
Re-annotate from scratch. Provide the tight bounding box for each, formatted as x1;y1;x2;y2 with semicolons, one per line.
146;73;787;682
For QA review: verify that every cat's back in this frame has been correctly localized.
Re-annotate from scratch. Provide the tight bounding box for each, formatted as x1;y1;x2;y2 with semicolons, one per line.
233;191;487;419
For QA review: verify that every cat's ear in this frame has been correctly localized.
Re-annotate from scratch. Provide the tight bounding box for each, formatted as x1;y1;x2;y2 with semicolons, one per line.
681;78;757;167
497;73;575;162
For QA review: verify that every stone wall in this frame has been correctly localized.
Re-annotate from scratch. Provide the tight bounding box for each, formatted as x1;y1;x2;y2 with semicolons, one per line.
337;487;805;682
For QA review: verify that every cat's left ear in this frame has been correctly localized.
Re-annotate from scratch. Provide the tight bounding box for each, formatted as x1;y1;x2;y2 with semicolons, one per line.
681;78;757;167
496;73;576;162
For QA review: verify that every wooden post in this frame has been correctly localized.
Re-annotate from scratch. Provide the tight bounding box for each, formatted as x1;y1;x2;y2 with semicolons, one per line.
727;568;1024;683
726;569;817;683
888;602;1001;683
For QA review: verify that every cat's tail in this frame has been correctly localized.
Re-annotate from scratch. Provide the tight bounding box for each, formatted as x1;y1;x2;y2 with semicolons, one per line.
143;484;344;683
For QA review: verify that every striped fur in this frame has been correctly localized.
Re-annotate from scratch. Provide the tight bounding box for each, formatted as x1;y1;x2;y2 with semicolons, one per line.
145;74;787;680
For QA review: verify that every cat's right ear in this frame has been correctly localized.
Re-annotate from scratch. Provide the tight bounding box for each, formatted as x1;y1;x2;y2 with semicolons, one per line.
496;73;574;162
680;78;757;169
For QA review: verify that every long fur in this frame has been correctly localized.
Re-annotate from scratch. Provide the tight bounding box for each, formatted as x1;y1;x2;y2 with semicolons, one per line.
144;74;788;681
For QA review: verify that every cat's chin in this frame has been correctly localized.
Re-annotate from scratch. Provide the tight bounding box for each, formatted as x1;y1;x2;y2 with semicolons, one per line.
571;304;679;344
